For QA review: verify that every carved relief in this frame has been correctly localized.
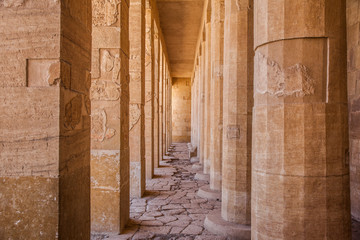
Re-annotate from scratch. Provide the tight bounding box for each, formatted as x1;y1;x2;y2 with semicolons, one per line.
100;50;121;85
61;61;71;89
27;59;60;87
91;109;116;142
64;95;82;130
90;80;120;101
0;0;26;7
93;0;120;26
255;52;314;97
129;104;141;131
226;126;240;139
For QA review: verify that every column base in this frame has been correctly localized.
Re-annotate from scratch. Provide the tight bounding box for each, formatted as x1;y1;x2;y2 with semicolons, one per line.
204;211;251;240
197;185;221;201
190;157;199;163
194;172;210;181
192;163;202;171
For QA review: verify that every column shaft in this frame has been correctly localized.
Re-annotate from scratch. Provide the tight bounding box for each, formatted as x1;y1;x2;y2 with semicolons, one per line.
91;0;130;233
222;0;253;224
145;4;154;180
153;27;160;168
252;0;350;239
129;0;145;198
209;0;224;191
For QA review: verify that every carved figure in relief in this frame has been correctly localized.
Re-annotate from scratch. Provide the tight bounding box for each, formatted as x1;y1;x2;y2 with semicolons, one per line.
129;104;141;131
90;80;120;101
255;52;314;97
101;50;121;85
91;109;116;142
64;95;82;130
93;0;120;26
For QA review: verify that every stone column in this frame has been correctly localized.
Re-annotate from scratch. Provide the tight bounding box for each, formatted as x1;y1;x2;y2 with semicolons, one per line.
347;0;360;221
158;45;164;162
91;0;130;234
209;0;224;192
129;0;145;198
203;19;212;174
145;1;154;180
204;0;252;238
252;0;350;239
153;25;160;169
198;0;224;200
0;1;92;239
199;41;206;166
162;59;167;154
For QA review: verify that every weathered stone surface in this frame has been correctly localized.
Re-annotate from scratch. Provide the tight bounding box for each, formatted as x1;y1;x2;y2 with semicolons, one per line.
252;1;350;239
172;78;191;142
91;0;130;234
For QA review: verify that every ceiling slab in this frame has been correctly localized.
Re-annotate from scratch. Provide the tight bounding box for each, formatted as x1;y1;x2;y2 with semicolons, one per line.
156;0;204;78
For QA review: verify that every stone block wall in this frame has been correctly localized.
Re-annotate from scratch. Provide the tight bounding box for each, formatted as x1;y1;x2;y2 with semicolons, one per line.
172;78;191;142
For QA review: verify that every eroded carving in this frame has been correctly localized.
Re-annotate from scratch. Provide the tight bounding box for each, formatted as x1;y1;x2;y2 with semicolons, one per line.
91;109;116;142
93;0;120;26
90;79;120;101
255;52;314;97
100;50;121;85
64;95;82;130
0;0;25;7
226;126;240;139
129;104;141;131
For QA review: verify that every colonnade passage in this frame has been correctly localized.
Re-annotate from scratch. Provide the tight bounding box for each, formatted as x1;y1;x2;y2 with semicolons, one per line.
1;0;360;239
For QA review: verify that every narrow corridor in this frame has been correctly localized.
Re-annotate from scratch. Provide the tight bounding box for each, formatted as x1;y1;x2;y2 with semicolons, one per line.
92;143;225;240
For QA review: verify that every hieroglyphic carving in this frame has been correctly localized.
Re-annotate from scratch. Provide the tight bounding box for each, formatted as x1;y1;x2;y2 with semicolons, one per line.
0;0;26;7
61;61;71;89
93;0;120;26
100;50;121;85
64;95;82;130
90;80;120;101
129;104;141;131
255;52;314;97
226;125;240;139
91;109;116;142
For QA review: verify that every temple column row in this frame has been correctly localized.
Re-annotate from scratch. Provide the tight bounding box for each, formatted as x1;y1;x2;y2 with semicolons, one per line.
192;0;351;239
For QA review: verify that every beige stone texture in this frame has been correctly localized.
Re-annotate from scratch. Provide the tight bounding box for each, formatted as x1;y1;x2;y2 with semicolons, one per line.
145;3;154;180
91;0;130;234
203;17;212;175
220;0;253;226
172;78;191;142
153;25;160;169
209;0;224;192
199;41;206;165
252;0;351;239
158;45;164;160
129;0;146;198
347;0;360;222
0;0;92;239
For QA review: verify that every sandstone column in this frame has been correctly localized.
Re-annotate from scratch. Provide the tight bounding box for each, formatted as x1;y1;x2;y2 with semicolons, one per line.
153;24;160;168
91;0;130;234
252;0;350;239
199;40;206;166
129;0;145;197
209;0;224;192
145;1;154;179
347;0;360;221
199;0;224;200
204;0;252;238
203;17;212;174
0;1;92;238
158;45;164;161
162;59;167;154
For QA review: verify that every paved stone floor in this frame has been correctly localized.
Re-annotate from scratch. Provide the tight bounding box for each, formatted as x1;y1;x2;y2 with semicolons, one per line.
92;142;360;240
94;143;225;240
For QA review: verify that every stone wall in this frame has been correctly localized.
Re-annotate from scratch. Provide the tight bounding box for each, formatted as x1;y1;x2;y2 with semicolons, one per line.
172;78;191;142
